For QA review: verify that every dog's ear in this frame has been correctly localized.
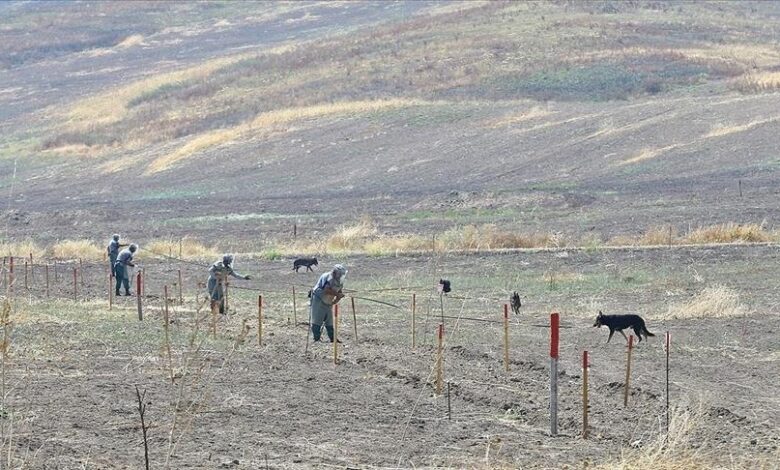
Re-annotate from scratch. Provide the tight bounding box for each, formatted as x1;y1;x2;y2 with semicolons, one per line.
598;310;603;317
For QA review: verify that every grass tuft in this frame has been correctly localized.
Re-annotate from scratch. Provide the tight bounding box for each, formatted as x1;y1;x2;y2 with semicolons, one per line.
663;285;749;320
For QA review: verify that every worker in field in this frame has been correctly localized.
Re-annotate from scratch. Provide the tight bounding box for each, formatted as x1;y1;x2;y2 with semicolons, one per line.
115;243;138;296
207;254;251;314
107;234;127;276
309;264;347;343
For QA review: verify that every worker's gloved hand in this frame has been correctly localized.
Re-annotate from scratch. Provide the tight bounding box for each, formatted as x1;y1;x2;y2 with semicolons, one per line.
244;275;251;280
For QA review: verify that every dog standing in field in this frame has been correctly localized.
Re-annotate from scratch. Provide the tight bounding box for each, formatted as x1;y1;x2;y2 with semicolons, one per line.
293;257;318;272
593;311;655;343
510;292;522;314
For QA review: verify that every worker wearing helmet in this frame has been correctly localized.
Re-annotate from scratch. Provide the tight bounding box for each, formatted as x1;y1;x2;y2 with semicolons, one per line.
207;254;251;314
115;243;138;296
309;264;347;343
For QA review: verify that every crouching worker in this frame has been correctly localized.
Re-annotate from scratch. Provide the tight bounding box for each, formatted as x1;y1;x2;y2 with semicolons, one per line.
310;264;347;343
115;243;138;296
207;254;251;314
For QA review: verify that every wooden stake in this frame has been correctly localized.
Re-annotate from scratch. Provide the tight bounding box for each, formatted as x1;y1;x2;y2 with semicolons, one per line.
411;293;416;348
163;286;173;383
350;296;358;344
79;258;84;286
24;261;28;290
108;272;113;310
503;304;510;372
550;312;560;436
8;257;13;294
739;179;743;198
582;350;589;439
136;272;143;321
447;381;452;420
177;269;183;305
53;260;58;281
333;304;339;365
73;267;78;301
435;324;444;395
45;264;49;298
258;295;263;346
223;279;229;315
292;286;297;326
210;300;217;339
624;334;634;407
666;331;671;435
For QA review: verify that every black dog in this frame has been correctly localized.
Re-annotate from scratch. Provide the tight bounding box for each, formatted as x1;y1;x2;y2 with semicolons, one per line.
438;279;451;294
293;257;318;272
593;311;655;343
510;292;522;314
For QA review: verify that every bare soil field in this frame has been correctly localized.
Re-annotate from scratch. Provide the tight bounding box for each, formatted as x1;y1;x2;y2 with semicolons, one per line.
3;244;778;468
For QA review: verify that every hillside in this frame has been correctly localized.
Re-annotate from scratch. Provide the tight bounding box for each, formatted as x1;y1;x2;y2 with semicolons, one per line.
2;1;780;249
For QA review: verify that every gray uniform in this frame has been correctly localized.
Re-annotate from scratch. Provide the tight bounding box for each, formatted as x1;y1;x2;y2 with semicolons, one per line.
310;271;344;341
114;248;134;294
207;261;246;303
107;239;122;273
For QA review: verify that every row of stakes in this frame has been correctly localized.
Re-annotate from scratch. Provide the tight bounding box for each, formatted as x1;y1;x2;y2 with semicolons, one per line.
2;256;673;439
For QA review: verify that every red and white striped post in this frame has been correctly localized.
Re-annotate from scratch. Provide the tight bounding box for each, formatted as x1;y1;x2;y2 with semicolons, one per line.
333;304;340;365
550;312;560;436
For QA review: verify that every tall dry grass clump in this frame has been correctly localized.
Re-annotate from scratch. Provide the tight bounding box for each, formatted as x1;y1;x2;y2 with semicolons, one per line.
326;217;379;252
663;285;749;320
596;402;710;470
0;240;45;259
734;71;780;93
683;223;773;244
51;239;103;260
439;224;564;250
145;238;218;260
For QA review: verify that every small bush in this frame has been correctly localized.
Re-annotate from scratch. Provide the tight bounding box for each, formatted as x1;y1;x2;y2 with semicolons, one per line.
52;240;103;260
663;285;749;320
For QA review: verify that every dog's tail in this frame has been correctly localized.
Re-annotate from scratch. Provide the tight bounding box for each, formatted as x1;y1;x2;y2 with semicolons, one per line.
643;327;655;337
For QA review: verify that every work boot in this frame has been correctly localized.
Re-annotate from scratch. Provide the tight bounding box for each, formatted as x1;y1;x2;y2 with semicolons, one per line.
311;323;322;342
325;326;341;343
115;290;121;296
125;290;131;296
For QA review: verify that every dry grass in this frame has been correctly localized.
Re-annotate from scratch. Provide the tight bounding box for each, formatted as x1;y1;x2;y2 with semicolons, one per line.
704;116;780;138
66;54;251;128
0;240;45;259
734;71;780;93
438;224;564;250
684;222;774;244
116;34;146;48
145;99;432;173
663;285;750;320
610;223;776;246
51;239;104;260
144;238;218;261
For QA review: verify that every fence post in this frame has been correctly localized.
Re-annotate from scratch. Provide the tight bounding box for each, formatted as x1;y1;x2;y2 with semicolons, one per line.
136;272;143;321
8;256;13;295
351;296;358;344
582;350;589;439
435;324;444;395
108;272;113;310
624;335;634;407
258;295;263;346
411;293;417;348
24;261;28;289
333;304;339;365
666;331;671;435
503;304;510;372
29;253;34;284
73;267;78;301
45;264;50;298
178;269;183;305
550;312;560;436
292;286;297;325
163;285;173;383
